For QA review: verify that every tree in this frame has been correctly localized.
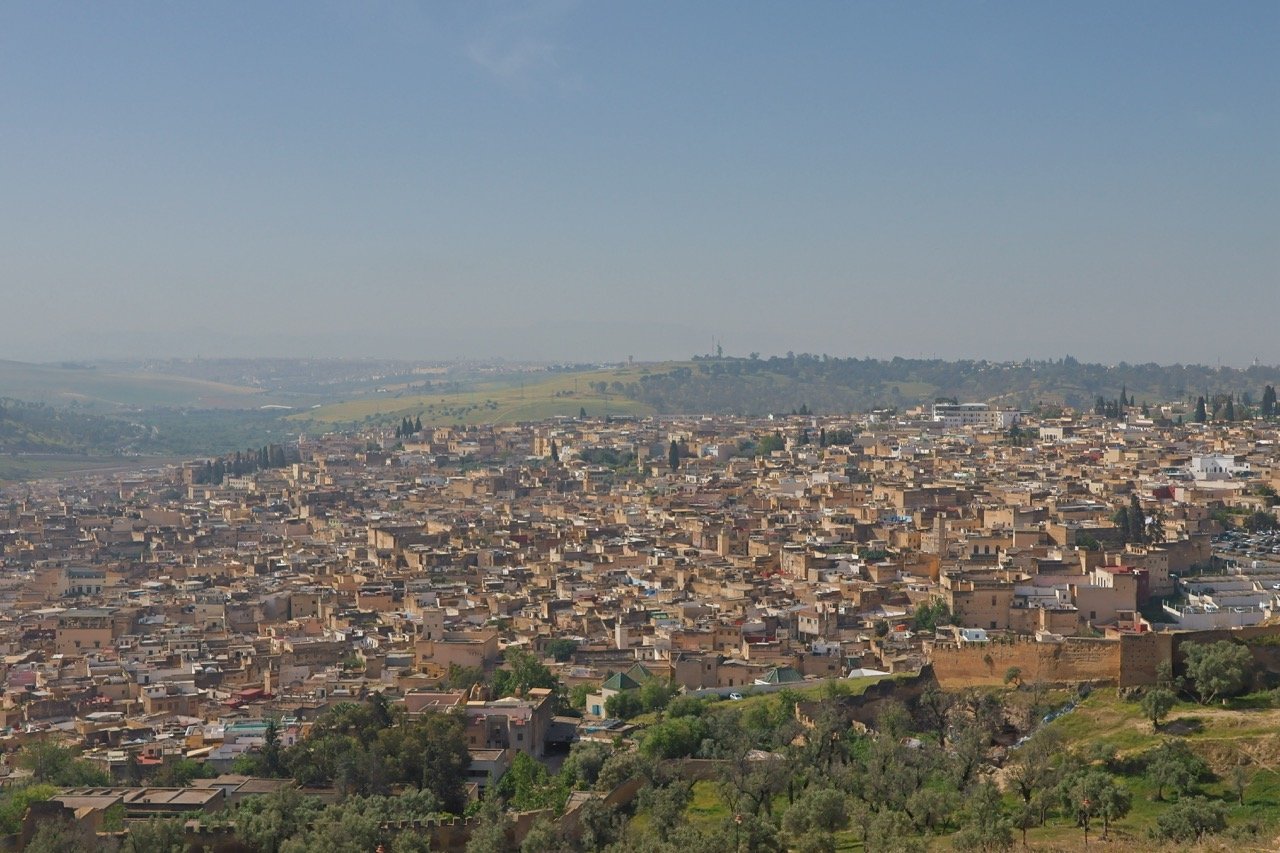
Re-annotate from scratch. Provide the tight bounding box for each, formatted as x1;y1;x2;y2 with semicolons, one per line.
718;750;789;817
1224;397;1236;421
782;787;848;852
756;432;786;454
915;685;954;746
668;439;680;471
1144;740;1206;801
579;406;587;418
1128;494;1146;544
1140;686;1175;729
1094;774;1132;840
1183;640;1252;704
559;740;611;790
1058;770;1129;843
235;789;324;853
1152;796;1228;843
520;813;570;853
549;440;559;463
465;795;511;853
150;757;215;787
1113;505;1130;543
1146;510;1166;544
498;751;569;812
16;742;110;786
1004;728;1062;823
910;598;950;633
596;750;658;793
0;784;59;835
490;649;558;699
951;781;1012;852
605;690;643;720
1262;384;1277;418
1194;396;1207;423
783;787;849;835
1231;763;1249;805
640;716;706;760
23;819;101;853
545;638;577;662
379;712;471;812
641;779;694;842
904;787;958;834
1246;510;1277;532
123;817;188;853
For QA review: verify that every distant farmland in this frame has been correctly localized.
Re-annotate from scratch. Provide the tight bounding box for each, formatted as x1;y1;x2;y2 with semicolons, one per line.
0;360;269;410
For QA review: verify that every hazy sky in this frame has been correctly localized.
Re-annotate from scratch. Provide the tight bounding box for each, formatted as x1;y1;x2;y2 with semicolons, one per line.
2;2;1276;365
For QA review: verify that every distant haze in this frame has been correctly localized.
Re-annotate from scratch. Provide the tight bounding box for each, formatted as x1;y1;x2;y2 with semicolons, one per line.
2;3;1276;366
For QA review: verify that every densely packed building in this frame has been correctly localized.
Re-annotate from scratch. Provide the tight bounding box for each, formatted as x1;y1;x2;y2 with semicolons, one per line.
0;404;1277;812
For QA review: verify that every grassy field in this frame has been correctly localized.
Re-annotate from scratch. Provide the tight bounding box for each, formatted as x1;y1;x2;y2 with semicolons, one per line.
295;364;669;426
0;360;267;409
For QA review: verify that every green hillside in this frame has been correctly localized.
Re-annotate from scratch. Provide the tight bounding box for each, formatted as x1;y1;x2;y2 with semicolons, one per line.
296;364;665;427
614;683;1280;852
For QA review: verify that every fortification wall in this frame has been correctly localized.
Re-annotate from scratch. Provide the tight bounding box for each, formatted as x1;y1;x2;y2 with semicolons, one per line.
932;636;1122;689
933;625;1280;690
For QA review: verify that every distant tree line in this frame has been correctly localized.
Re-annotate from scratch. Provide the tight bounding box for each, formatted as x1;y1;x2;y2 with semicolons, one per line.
393;416;423;439
611;355;1280;416
191;444;290;484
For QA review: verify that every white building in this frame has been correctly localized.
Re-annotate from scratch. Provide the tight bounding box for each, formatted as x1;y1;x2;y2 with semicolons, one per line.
931;403;1020;430
1189;455;1250;481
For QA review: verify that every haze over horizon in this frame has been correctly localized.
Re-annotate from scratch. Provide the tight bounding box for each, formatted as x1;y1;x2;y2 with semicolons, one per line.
2;2;1276;367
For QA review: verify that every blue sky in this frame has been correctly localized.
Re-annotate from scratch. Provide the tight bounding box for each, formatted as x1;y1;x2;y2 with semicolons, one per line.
1;2;1276;364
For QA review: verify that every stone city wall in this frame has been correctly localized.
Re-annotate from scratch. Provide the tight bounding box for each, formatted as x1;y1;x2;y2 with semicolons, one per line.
932;635;1122;689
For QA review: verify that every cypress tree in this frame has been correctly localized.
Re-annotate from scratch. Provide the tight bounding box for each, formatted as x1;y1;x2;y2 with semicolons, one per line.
669;439;680;471
1114;506;1130;543
549;440;559;463
1194;397;1208;423
1129;494;1146;544
1224;397;1235;421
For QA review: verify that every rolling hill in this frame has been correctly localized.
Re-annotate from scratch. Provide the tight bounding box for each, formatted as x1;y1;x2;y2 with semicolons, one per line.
0;360;269;410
